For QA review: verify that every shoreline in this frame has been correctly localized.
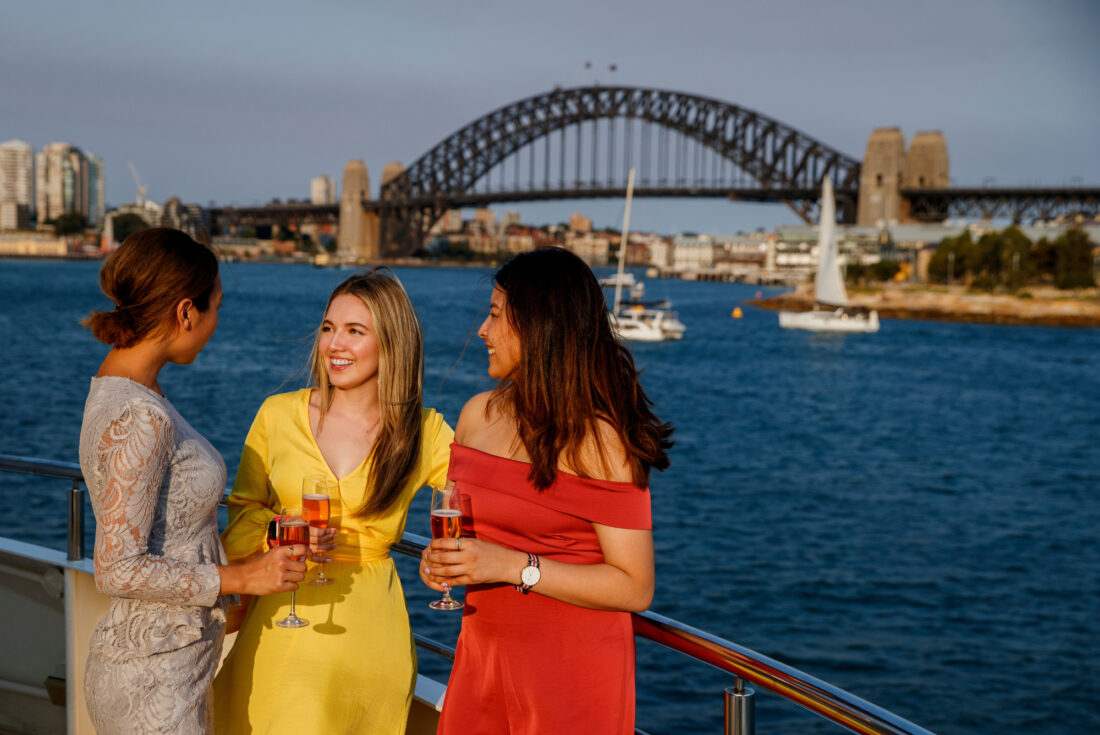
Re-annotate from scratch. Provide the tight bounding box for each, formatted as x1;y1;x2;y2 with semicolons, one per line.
749;285;1100;328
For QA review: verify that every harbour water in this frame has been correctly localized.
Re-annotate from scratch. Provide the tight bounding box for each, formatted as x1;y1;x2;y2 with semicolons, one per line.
1;259;1098;734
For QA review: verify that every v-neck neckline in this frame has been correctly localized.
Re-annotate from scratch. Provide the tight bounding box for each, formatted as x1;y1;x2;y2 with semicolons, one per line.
301;389;374;482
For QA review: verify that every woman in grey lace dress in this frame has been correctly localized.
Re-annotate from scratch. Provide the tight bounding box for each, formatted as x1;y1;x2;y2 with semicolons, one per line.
79;228;309;734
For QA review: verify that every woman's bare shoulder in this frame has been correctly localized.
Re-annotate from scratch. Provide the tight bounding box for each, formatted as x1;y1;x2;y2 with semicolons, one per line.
454;391;494;443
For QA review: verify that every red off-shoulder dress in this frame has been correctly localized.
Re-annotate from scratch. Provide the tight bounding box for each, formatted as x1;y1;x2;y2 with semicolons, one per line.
437;443;652;735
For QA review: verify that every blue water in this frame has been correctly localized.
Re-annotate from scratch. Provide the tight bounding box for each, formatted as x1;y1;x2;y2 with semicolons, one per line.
1;259;1097;734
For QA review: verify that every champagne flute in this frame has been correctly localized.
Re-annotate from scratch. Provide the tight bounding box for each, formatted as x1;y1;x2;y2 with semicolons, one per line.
303;477;337;586
429;483;465;611
275;507;310;628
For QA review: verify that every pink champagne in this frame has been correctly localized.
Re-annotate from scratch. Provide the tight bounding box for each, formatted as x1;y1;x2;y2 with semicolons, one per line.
280;519;309;560
430;509;462;540
303;495;330;528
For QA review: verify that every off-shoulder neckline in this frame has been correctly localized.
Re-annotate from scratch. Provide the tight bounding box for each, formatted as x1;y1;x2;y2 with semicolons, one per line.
451;442;641;489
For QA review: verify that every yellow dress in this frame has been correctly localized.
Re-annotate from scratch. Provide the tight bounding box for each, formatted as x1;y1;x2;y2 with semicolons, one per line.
213;389;453;734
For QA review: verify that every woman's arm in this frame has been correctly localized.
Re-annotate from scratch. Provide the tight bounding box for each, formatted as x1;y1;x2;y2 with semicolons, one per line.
91;403;222;605
422;525;654;612
421;407;654;612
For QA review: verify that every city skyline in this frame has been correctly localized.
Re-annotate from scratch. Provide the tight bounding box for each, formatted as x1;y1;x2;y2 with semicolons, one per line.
2;0;1098;234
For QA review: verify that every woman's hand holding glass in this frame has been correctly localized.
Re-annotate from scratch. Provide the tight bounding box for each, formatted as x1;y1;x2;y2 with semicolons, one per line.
420;535;526;591
221;542;308;597
302;477;339;585
276;507;311;628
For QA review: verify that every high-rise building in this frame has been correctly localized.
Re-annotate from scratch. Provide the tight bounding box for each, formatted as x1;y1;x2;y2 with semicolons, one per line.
85;152;105;226
310;175;336;205
0;140;35;228
35;142;101;225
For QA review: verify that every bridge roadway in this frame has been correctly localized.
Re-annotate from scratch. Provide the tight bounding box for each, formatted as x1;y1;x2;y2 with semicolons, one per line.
208;183;1100;234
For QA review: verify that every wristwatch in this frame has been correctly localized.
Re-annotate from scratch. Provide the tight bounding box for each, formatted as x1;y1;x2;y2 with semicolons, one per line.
516;553;541;593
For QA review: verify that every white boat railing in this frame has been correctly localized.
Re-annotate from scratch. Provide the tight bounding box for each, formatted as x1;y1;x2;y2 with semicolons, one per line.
1;454;935;735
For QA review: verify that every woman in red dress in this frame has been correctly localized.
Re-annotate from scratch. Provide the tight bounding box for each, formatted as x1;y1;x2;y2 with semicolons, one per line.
421;247;673;734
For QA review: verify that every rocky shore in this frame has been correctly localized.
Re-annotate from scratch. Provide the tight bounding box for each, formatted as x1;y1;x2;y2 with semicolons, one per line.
749;284;1100;328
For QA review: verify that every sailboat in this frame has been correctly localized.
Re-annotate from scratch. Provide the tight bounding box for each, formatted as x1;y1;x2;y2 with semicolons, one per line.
778;176;880;333
609;169;686;342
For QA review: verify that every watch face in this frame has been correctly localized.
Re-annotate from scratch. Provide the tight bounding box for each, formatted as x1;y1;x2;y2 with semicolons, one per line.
521;564;541;587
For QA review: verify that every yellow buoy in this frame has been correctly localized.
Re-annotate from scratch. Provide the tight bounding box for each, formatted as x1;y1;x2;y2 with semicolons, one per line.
731;307;743;319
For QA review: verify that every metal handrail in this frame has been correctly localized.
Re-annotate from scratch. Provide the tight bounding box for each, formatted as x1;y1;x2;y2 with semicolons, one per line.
0;454;934;735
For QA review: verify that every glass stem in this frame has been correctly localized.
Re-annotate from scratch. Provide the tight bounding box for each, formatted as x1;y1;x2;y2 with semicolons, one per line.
289;590;297;618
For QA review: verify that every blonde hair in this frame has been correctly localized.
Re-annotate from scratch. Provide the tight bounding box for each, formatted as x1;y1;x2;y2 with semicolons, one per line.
309;268;424;519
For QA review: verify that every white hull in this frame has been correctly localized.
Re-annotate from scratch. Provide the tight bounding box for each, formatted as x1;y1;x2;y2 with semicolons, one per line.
778;309;880;333
778;176;880;335
611;308;685;342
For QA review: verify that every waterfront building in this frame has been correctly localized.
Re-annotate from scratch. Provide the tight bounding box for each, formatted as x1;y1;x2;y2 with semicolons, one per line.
34;142;102;226
671;235;716;271
648;239;670;267
0;203;29;231
310;175;336;205
0;233;68;257
0;140;35;227
85;152;104;226
569;212;592;233
160;197;211;243
502;209;521;228
565;231;610;264
505;228;534;254
474;208;497;233
441;209;463;233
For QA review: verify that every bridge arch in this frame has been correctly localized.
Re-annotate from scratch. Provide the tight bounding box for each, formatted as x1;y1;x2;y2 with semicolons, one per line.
378;86;862;253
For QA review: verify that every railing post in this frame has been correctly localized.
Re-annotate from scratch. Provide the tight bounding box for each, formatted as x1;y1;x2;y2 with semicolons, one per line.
68;478;84;561
724;678;755;735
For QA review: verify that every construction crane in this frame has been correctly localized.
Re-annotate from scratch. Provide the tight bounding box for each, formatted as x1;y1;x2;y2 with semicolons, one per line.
125;157;147;207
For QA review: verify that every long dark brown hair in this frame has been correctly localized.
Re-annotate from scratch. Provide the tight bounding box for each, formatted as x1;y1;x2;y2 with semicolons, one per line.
491;247;672;490
83;228;219;348
309;269;424;519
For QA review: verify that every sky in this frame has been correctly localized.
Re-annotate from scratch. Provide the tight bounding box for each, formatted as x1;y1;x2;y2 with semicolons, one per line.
3;0;1098;235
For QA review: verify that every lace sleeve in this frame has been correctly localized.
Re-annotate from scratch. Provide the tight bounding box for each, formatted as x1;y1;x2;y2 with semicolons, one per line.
91;402;221;606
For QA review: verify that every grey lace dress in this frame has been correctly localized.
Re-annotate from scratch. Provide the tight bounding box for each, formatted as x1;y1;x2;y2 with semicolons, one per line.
79;377;231;734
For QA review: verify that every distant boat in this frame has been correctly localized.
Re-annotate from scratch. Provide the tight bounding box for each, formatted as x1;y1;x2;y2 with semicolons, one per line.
599;272;646;301
778;177;880;333
609;169;686;342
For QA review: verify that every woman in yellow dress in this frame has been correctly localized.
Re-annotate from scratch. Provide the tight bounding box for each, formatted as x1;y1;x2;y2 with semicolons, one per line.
214;269;453;734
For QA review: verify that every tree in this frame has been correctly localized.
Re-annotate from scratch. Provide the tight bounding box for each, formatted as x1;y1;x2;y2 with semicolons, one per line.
112;213;148;244
999;225;1034;290
52;212;88;235
1053;227;1096;289
928;231;973;284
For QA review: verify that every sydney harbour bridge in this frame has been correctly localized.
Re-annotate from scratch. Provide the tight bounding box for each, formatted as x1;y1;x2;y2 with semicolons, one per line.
208;85;1100;257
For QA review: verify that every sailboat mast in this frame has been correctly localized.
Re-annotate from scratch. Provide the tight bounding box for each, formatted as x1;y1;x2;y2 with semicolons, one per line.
613;168;636;313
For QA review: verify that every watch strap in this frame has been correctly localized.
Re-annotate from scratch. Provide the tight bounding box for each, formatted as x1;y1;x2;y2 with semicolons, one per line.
515;552;540;592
